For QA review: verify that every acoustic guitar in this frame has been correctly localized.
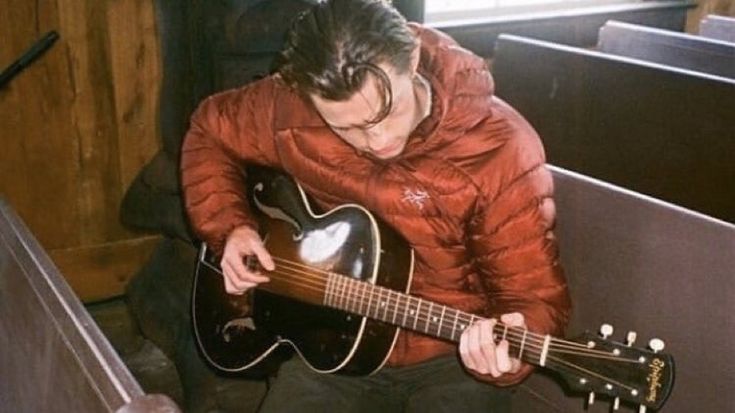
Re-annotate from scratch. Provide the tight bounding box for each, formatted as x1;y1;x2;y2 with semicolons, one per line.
192;167;674;412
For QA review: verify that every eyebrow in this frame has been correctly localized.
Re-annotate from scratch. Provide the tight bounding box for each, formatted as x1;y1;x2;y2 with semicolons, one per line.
330;120;373;130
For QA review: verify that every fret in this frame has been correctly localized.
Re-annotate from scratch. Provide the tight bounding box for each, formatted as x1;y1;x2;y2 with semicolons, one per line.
365;280;374;317
539;334;551;367
468;314;478;332
518;327;528;361
437;305;446;336
390;289;399;325
342;276;351;312
451;308;459;341
381;288;390;322
424;302;433;333
354;280;363;314
456;314;472;336
358;278;367;315
373;285;382;319
412;299;421;330
335;274;344;310
502;324;508;342
347;277;356;313
324;274;333;307
342;277;352;313
374;286;383;320
323;274;329;306
401;295;410;328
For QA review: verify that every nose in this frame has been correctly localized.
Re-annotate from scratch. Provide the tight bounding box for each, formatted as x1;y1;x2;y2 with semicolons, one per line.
365;125;392;151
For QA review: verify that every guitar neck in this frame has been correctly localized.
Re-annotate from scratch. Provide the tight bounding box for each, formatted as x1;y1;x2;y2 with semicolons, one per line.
321;272;550;367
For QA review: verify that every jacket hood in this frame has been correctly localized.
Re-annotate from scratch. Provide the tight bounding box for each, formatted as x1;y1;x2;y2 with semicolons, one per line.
271;24;497;161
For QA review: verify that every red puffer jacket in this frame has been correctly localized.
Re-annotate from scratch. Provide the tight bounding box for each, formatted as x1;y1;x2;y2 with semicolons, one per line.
181;24;570;386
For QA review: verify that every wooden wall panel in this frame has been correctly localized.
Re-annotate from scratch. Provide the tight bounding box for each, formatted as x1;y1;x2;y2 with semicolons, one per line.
0;0;81;249
0;0;162;301
58;0;125;245
107;0;161;191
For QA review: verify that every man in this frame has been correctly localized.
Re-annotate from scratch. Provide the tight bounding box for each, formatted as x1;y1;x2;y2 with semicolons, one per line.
181;0;570;411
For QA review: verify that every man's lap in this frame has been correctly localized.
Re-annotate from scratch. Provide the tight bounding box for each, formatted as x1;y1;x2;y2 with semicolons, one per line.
258;354;512;412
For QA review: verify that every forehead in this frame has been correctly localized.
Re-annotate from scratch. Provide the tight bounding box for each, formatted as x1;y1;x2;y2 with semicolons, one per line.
310;63;410;129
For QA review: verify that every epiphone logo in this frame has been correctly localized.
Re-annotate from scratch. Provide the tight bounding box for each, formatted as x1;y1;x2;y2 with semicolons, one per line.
646;358;666;402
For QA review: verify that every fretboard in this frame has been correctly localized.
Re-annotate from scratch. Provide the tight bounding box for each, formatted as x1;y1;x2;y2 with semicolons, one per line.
322;272;549;367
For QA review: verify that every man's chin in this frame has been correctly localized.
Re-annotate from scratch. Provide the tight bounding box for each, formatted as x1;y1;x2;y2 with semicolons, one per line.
371;142;407;159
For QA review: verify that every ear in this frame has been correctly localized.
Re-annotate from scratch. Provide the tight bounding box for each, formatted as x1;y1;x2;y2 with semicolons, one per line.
409;41;421;75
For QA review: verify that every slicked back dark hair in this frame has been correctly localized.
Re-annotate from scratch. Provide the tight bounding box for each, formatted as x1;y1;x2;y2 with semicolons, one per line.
278;0;417;124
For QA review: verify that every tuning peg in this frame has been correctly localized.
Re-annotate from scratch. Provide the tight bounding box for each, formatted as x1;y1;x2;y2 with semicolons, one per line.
599;323;614;339
639;405;647;413
649;338;665;353
587;391;595;406
613;397;620;410
626;331;637;346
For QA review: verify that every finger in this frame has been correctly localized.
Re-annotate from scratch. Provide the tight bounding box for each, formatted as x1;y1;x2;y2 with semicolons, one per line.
222;270;242;295
223;260;262;291
226;254;270;284
250;241;275;272
500;312;526;327
221;263;249;295
226;254;250;281
478;319;501;377
496;339;513;374
471;322;492;374
460;323;487;373
499;313;526;371
459;330;476;372
509;357;522;374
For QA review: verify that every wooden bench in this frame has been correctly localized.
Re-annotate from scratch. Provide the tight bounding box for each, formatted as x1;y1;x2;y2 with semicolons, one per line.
513;167;735;413
492;34;735;223
700;14;735;43
0;197;181;412
598;20;735;78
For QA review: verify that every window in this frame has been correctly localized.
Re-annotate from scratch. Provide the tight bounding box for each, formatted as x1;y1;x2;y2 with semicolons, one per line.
424;0;646;24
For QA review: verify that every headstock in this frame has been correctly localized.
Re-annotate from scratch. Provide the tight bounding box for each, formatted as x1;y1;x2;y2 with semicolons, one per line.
548;324;675;412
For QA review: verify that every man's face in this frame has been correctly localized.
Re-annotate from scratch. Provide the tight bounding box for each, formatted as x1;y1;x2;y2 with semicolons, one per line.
310;62;419;160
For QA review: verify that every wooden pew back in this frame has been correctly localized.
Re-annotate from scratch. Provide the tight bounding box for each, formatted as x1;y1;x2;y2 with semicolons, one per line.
700;14;735;43
492;34;735;223
0;197;180;412
513;167;735;412
598;20;735;78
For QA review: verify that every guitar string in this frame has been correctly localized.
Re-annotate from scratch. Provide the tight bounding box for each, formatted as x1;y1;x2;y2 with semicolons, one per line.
208;256;648;388
253;262;651;389
546;354;638;392
249;257;547;353
266;257;634;357
271;261;634;361
265;262;657;392
269;258;544;344
265;257;641;362
209;252;637;361
269;258;634;353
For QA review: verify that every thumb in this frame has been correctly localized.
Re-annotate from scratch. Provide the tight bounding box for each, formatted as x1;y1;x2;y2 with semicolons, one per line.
251;242;275;271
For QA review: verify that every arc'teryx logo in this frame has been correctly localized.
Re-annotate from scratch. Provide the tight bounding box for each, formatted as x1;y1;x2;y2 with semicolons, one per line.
402;187;430;210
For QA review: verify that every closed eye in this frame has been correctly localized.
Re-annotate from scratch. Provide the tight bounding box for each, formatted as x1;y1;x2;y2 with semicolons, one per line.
331;101;401;133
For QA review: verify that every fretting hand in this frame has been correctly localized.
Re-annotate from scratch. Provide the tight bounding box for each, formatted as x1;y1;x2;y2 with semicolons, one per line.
459;312;526;377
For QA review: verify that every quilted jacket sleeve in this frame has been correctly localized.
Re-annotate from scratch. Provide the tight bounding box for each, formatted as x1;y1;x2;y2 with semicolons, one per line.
466;101;572;386
180;79;281;255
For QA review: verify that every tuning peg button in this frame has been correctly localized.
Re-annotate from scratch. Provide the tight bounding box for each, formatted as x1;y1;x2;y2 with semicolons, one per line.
600;323;614;339
649;338;665;353
613;397;620;410
639;405;647;413
626;331;637;346
588;391;595;406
